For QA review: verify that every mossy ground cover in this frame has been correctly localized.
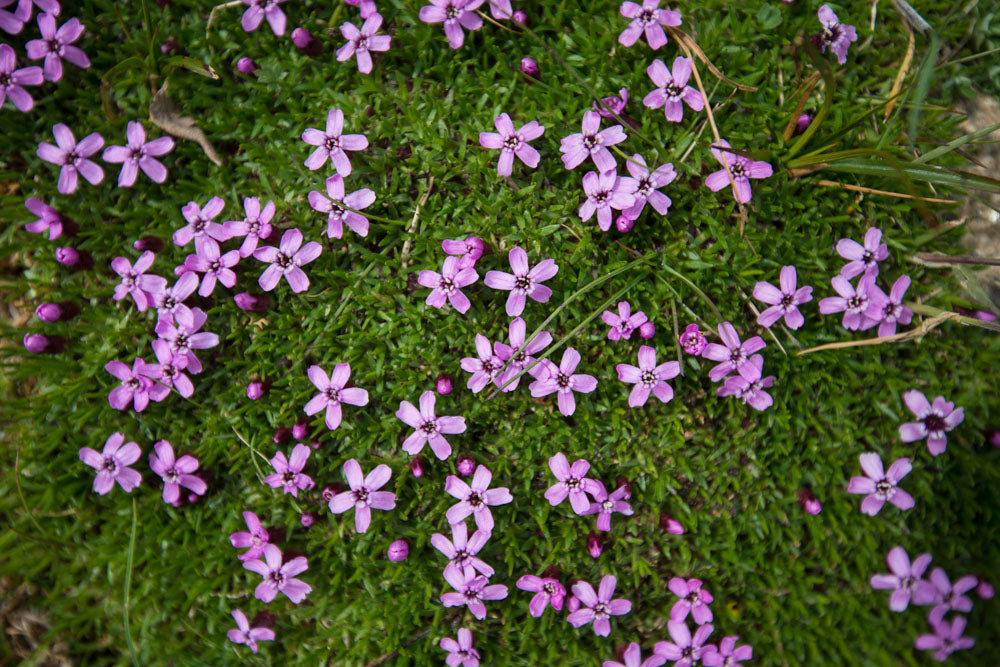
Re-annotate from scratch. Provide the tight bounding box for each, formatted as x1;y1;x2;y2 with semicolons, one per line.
1;0;999;664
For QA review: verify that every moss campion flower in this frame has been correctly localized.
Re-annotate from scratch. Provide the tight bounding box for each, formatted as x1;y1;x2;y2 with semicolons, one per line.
493;317;551;392
654;621;714;665
442;236;484;269
602;301;648;341
105;358;155;411
337;13;391;74
0;44;43;111
460;333;503;392
545;452;602;515
102;121;174;187
244;544;311;604
716;355;775;411
419;256;479;314
529;348;598;416
561;111;627;172
304;363;369;430
440;628;481;666
227;608;275;654
36;123;103;194
478;113;544;177
847;453;914;516
112;251;166;312
308;174;375;239
230;511;270;561
396;390;466;460
818;273;880;331
580;170;638;232
254;228;322;293
814;5;858;65
702;636;752;667
678;324;706;355
149;440;206;505
431;521;494;579
914;617;975;662
583;482;634;531
643;57;703;122
604;642;666;667
704;139;772;204
616;345;680;407
516;575;566;617
594;88;629;118
302;108;369;174
329;459;396;533
264;443;314;497
701;322;766;382
183;239;240;297
836;227;888;279
870;545;936;611
898;390;964;456
79;432;141;495
868;275;913;337
25;13;89;81
669;578;713;625
240;0;287;36
567;575;631;636
441;569;508;620
154;307;219;374
926;568;978;626
484;246;557;316
224;197;275;258
173;197;227;250
418;0;485;49
445;464;513;532
622;154;675;218
752;266;812;329
618;0;681;50
24;197;69;239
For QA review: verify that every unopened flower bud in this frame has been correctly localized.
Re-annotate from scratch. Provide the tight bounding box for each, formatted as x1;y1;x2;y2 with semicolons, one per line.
234;292;271;313
520;57;539;80
251;610;276;629
456;455;475;476
512;10;527;24
133;237;164;252
436;373;454;395
659;513;685;534
409;456;426;478
55;247;80;266
794;114;812;135
292;27;313;48
975;309;997;322
292;420;309;441
988;430;1000;448
310;437;321;450
976;578;995;599
798;489;821;515
300;512;317;528
23;333;50;353
586;532;603;558
35;303;63;322
237;56;258;75
246;381;265;400
615;213;635;233
638;321;655;340
387;539;409;562
272;427;292;445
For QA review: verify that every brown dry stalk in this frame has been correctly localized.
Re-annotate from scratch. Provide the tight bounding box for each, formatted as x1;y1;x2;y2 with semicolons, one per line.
911;253;1000;267
399;176;435;267
884;8;916;119
781;72;822;142
798;312;956;354
814;179;957;203
668;28;758;92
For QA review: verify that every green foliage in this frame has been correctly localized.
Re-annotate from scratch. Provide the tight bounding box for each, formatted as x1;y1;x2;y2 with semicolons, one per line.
1;0;998;665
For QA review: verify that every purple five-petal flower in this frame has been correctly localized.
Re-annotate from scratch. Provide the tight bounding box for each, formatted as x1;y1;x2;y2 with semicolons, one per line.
329;458;396;533
304;363;369;430
654;621;714;666
583;482;634;531
440;569;508;620
445;464;513;533
701;322;766;382
815;5;858;65
418;0;485;49
493;317;551;391
336;13;391;74
101;121;173;187
669;578;713;625
308;174;376;239
560;110;627;172
580;170;638;231
419;255;479;314
914;617;975;661
460;333;503;392
111;251;166;312
643;57;703;122
617;345;680;407
753;265;813;329
440;627;481;667
868;275;914;337
544;452;602;515
25;13;89;81
79;432;142;495
898;390;964;456
528;347;598;417
301;108;369;174
602;300;648;341
431;521;494;580
226;608;275;654
704;139;772;204
105;358;154;411
926;568;978;626
566;575;632;636
397;390;466;460
223;197;274;258
870;545;937;611
253;228;322;293
618;0;681;50
243;544;311;603
240;0;287;36
478;113;544;177
847;452;914;516
0;43;43;111
483;246;558;316
36;123;103;194
836;227;888;279
264;443;314;497
516;575;566;617
230;511;270;561
623;153;676;217
149;440;206;504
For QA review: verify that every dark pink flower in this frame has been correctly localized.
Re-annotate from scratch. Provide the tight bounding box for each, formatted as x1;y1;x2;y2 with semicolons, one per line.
244;544;311;604
704;139;772;204
442;236;484;269
602;300;648;341
102;121;173;187
914;617;975;662
561;111;627;172
418;0;485;49
441;570;508;620
0;43;42;111
926;567;978;626
230;511;270;561
701;322;766;382
147;339;194;398
112;251;167;312
604;642;666;667
870;545;936;611
223;197;275;258
431;521;494;579
154;307;219;374
302;108;369;174
440;628;481;667
847;453;914;516
337;13;391;73
264;443;314;497
520;57;539;79
149;440;206;505
752;265;812;329
678;323;706;355
817;272;881;331
836;227;888;279
716;355;775;411
460;334;503;392
580;170;638;232
397;390;466;460
227;608;275;654
25;13;89;81
618;0;681;50
304;363;369;430
387;539;409;561
253;228;322;293
516;575;566;617
898;390;964;456
329;458;396;533
240;0;286;36
23;197;68;239
36;123;103;194
701;636;752;667
445;464;513;532
669;578;713;625
105;358;155;411
544;452;602;515
478;113;544;177
529;348;598;416
484;246;557;316
654;621;714;666
815;5;857;65
567;575;631;636
308;174;375;239
617;345;680;407
623;154;675;217
583;481;634;531
79;432;141;495
643;57;702;122
493;316;551;391
183;239;240;296
173;197;227;249
868;275;913;337
594;88;629;119
418;255;479;314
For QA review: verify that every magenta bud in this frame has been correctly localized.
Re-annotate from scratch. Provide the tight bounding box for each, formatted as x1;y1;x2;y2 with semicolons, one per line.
55;247;80;266
659;513;685;534
456;455;475;476
237;56;258;75
798;490;821;515
512;10;527;24
679;323;707;356
586;532;603;558
251;610;276;629
520;57;539;79
292;27;313;48
272;427;291;445
173;264;186;276
160;37;179;53
436;373;454;395
615;214;635;233
35;303;63;322
387;539;409;562
300;512;317;528
310;437;321;450
133;236;164;252
975;309;998;322
246;381;265;400
409;456;426;478
638;321;656;340
794;114;812;135
234;292;271;313
322;485;338;503
23;333;50;353
186;492;200;504
988;430;1000;448
976;579;995;599
292;420;309;440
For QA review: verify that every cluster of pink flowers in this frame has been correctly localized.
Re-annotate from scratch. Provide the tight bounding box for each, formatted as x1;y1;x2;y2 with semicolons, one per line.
79;434;206;506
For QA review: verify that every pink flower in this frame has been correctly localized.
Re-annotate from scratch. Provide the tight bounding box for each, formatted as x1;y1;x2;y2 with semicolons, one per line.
836;227;888;279
926;568;978;626
566;575;632;636
227;608;275;654
605;644;665;667
815;5;858;65
669;578;713;625
460;333;503;392
868;275;913;337
493;317;551;391
914;617;975;662
243;544;311;603
223;197;275;258
898;390;964;456
149;440;206;504
173;196;227;249
23;197;68;239
105;358;155;411
602;300;648;341
182;238;240;297
622;154;675;217
752;266;813;329
441;569;508;620
431;521;494;579
418;0;485;49
440;628;481;666
544;452;602;515
442;236;484;269
36;123;103;194
337;13;391;73
618;0;681;50
396;390;466;460
111;251;167;312
301;108;369;174
704;139;772;204
716;355;775;411
594;88;629;118
516;575;566;617
654;621;714;666
445;464;513;532
146;339;194;398
483;246;557;316
583;482;634;531
817;272;881;331
79;432;141;495
869;545;936;611
561;111;627;172
580;170;638;232
240;0;286;36
101;121;173;187
0;43;43;111
154;307;219;374
418;255;479;314
304;363;369;430
308;174;376;239
617;345;680;407
478;113;544;177
528;347;599;416
253;228;322;293
643;57;703;122
701;636;752;667
329;458;396;533
25;13;89;81
701;322;766;383
230;511;270;561
343;0;378;19
264;443;314;497
678;324;706;355
148;270;196;327
847;453;914;516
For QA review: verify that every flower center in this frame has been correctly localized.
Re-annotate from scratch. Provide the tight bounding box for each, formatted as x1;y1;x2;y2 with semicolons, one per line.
446;4;461;19
452;549;469;565
582;134;600;150
686;591;701;606
681;647;695;660
282;471;296;485
251;535;263;546
127;377;140;390
503;135;520;151
355;487;370;505
275;252;292;268
556;372;571;389
324;137;340;153
63;150;79;166
884;303;901;320
468;492;484;508
846;295;867;312
514;275;532;292
481;359;499;375
325;387;341;402
0;72;11;86
163;294;177;309
601;498;614;512
566;476;580;490
356;36;368;49
822;24;842;44
729;349;745;366
592;602;608;618
665;83;683;99
193;218;206;232
593;190;609;206
641;370;657;386
639;9;656;25
439;276;456;294
174;333;189;350
780;294;794;308
267;571;285;587
420;420;437;434
248;220;260;234
103;458;118;474
162;364;177;379
46;38;60;53
209;259;221;272
512;349;526;365
463;587;481;602
923;414;945;433
165;468;179;483
900;575;915;592
543;582;557;595
129;146;144;160
636;178;653;197
729;161;747;179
